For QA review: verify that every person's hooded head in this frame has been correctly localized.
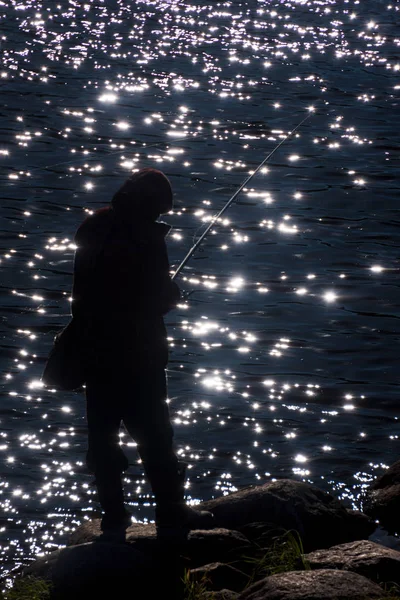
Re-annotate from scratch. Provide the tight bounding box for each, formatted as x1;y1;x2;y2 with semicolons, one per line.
111;168;173;222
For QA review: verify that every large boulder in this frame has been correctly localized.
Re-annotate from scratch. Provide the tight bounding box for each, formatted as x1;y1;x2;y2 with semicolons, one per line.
363;460;400;534
202;480;374;552
237;569;383;600
305;539;400;586
22;541;155;599
68;520;251;568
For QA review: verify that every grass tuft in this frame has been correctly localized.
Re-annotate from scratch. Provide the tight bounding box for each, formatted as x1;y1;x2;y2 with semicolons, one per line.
378;581;400;599
182;568;211;600
244;529;310;587
1;577;51;600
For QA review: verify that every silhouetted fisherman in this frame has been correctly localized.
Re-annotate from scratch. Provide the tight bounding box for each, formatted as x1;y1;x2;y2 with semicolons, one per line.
72;168;213;536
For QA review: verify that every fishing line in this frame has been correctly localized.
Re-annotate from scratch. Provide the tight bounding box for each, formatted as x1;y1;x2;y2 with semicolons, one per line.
171;108;316;281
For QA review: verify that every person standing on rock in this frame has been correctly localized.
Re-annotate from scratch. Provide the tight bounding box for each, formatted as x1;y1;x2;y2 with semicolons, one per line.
71;168;214;536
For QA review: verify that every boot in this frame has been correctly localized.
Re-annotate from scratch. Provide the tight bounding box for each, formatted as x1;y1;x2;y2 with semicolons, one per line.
144;460;215;533
95;471;132;539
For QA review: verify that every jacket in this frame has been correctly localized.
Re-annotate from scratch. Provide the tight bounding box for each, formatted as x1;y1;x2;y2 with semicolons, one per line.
71;206;180;369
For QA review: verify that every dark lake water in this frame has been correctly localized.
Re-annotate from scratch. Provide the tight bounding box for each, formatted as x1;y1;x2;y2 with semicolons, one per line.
1;0;399;578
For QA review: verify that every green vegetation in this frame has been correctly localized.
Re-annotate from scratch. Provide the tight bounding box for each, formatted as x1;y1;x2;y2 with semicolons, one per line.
182;568;211;600
244;528;310;587
183;529;310;600
378;581;400;599
0;577;51;600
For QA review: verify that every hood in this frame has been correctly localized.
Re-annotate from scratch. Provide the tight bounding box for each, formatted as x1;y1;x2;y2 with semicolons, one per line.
111;168;173;222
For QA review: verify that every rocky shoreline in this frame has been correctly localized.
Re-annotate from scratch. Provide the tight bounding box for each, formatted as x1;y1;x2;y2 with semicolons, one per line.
11;461;400;599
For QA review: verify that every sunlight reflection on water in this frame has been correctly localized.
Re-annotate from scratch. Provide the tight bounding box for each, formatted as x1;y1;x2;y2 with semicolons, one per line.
1;0;400;576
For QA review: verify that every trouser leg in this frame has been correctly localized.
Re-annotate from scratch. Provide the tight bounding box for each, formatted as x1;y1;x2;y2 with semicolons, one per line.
103;366;215;533
86;378;129;520
121;368;214;531
121;367;183;506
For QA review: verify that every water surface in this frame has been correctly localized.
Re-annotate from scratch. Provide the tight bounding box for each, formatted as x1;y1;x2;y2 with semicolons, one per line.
1;0;399;576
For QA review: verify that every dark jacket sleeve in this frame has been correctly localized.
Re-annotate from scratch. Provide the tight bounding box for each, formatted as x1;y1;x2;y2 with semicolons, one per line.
139;238;181;315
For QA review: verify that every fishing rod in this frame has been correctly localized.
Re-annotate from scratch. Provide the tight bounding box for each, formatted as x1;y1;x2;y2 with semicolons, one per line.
171;108;315;281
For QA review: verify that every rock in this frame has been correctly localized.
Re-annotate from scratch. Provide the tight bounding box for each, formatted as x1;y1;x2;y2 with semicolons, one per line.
364;485;400;534
22;541;155;599
190;562;249;592
305;539;400;586
203;590;239;600
69;520;160;556
182;529;252;568
238;522;279;545
67;518;103;545
237;569;383;600
363;460;400;534
68;520;157;546
202;480;374;552
69;520;251;568
369;460;400;490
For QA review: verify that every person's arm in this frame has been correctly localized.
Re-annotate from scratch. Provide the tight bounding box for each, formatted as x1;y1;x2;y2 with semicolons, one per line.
158;238;181;314
140;238;181;315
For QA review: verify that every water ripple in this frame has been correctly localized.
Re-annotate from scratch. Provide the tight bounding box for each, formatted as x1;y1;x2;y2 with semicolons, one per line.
1;0;399;578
